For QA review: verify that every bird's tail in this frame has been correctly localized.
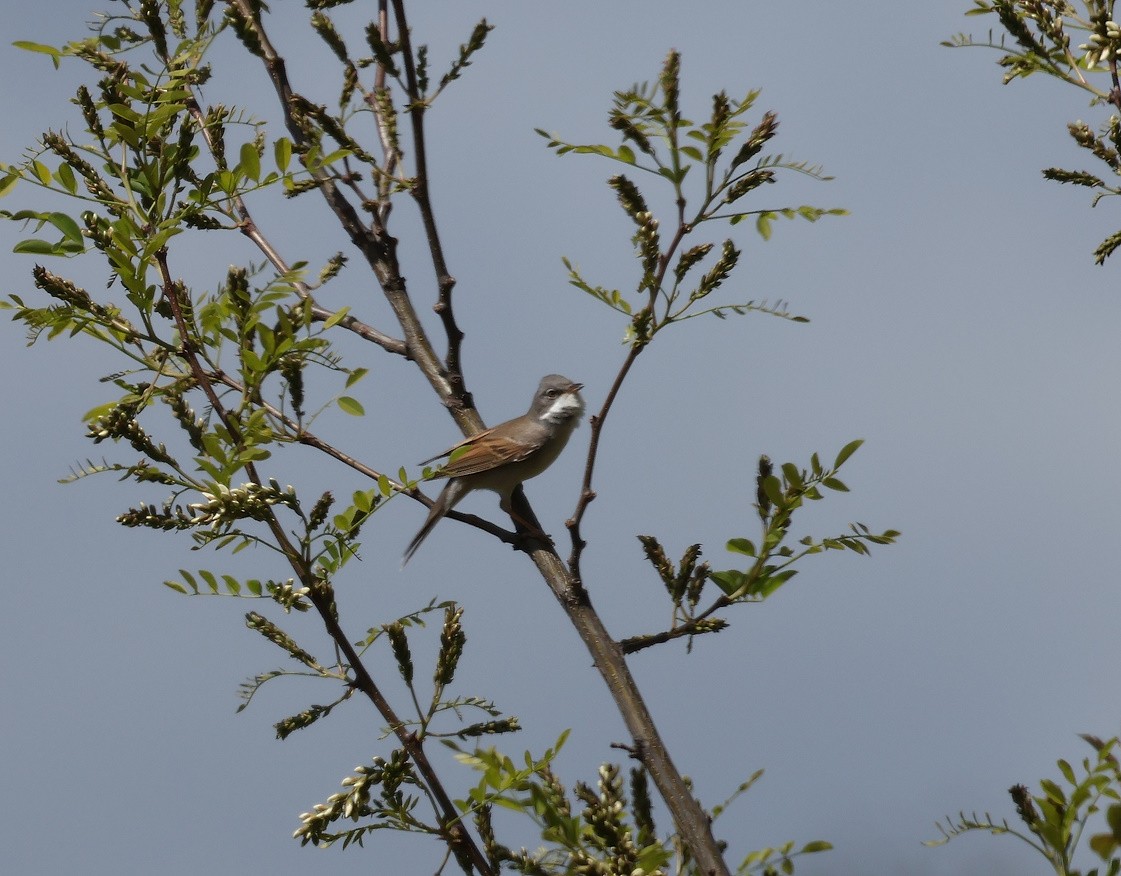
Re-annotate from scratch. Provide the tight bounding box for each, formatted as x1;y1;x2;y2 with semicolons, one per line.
402;505;442;567
402;480;463;567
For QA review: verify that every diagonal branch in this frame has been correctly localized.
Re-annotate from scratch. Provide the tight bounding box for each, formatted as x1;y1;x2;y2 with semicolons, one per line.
525;545;732;876
206;368;516;545
179;93;405;354
566;219;691;577
155;245;493;876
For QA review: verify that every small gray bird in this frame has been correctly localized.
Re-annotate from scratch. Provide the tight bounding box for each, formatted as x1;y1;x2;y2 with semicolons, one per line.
403;374;586;565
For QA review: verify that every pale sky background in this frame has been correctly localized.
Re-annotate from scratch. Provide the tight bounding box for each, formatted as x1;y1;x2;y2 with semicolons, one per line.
3;3;1119;875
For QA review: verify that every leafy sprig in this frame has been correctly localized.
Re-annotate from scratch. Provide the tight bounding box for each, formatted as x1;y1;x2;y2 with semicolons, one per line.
538;51;843;340
947;2;1121;262
623;441;899;655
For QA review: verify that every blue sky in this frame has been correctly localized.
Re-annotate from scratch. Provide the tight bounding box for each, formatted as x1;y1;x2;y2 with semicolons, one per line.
2;3;1119;875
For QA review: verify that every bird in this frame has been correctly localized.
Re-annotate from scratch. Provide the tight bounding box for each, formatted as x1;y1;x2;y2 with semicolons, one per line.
402;374;586;565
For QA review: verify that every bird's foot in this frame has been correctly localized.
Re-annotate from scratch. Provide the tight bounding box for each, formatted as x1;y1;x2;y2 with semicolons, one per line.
513;523;553;549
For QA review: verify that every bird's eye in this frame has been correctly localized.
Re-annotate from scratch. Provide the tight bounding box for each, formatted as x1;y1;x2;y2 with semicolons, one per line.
546;389;559;397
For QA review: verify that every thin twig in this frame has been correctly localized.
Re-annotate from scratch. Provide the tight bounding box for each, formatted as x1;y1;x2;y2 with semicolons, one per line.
205;367;515;545
566;218;690;577
389;0;466;396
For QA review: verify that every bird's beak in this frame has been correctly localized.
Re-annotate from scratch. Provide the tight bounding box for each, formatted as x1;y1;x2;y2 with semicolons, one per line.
566;382;584;393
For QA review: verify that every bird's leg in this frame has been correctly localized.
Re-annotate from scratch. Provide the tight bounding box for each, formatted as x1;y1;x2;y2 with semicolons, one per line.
501;494;553;546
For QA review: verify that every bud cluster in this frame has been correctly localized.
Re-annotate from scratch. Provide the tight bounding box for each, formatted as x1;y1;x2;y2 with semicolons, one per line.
1081;15;1121;68
86;398;177;466
294;750;416;846
245;610;319;667
188;479;300;526
116;501;197;531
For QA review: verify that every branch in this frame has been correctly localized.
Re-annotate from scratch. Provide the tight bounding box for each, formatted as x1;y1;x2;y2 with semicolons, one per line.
177;88;404;353
154;247;493;875
205;368;519;546
619;603;732;655
566;218;691;577
524;546;732;876
389;0;467;392
228;1;473;428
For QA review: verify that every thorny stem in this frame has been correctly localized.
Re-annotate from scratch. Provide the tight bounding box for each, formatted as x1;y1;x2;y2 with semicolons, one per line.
389;0;467;398
567;217;691;578
154;246;493;876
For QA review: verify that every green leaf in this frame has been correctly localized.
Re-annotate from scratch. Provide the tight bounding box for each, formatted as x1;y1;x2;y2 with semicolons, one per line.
353;489;371;513
801;840;833;853
822;477;848;492
323;305;350;328
55;163;77;195
12;40;62;69
200;569;219;594
47;212;83;246
1039;778;1066;804
781;462;802;488
762;474;784;506
710;569;746;595
239;142;260;182
274;137;292;172
833;438;863;468
754;568;797;598
1090;832;1119;859
756;211;773;241
317;148;353;168
178;569;199;593
13;239;60;255
337;396;364;416
725;537;756;557
32;161;52;186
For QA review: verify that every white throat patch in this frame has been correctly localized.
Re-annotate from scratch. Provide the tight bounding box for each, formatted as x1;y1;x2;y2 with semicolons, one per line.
541;392;585;425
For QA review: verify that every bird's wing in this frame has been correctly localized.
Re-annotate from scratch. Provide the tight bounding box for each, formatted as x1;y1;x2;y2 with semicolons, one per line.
412;428;482;468
417;428;496;467
419;427;543;478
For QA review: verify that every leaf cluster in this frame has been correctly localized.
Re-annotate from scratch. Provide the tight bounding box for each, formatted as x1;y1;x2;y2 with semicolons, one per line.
538;51;841;347
621;441;899;655
277;602;530;855
929;734;1121;876
447;739;831;876
947;2;1121;262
